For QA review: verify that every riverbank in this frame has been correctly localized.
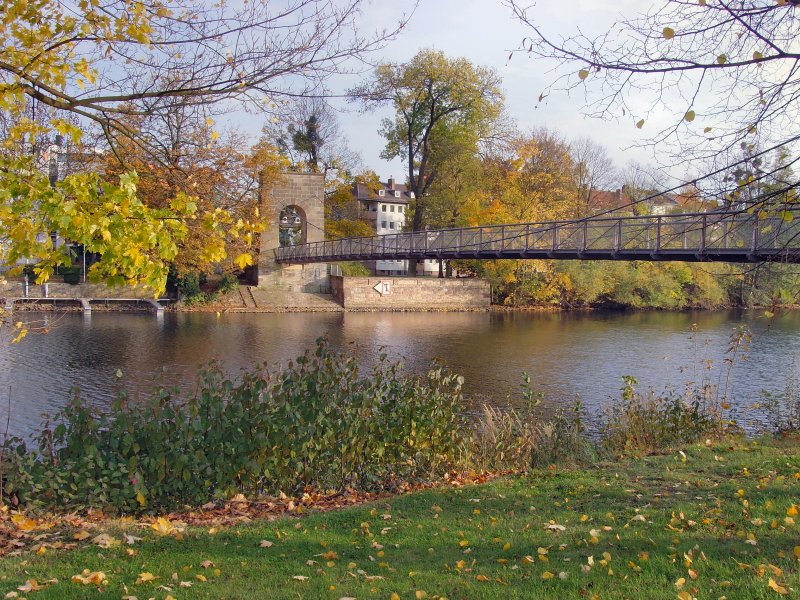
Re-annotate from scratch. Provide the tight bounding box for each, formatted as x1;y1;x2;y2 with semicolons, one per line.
2;436;798;599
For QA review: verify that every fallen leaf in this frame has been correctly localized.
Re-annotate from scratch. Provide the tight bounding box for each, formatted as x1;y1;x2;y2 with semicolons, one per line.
136;572;157;584
768;578;789;595
71;570;106;586
17;580;45;592
92;533;120;548
151;517;177;535
11;515;37;531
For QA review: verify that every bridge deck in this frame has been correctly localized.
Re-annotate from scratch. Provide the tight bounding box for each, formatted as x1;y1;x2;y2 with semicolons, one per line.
275;208;800;265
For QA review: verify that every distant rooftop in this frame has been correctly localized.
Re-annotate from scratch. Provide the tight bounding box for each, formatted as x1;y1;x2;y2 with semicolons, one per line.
354;177;414;204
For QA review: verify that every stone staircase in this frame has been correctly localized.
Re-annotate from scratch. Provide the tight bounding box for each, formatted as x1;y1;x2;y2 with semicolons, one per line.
239;285;258;308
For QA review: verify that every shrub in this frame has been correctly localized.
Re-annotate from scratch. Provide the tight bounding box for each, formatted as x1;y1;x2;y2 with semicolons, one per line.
60;265;81;284
217;273;239;295
176;273;202;299
1;339;467;513
339;261;372;276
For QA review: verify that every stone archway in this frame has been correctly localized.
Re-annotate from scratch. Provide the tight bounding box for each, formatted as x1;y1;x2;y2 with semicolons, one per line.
278;205;307;247
256;172;325;286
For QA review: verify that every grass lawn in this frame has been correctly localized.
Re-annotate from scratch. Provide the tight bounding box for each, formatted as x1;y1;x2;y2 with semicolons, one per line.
2;437;799;599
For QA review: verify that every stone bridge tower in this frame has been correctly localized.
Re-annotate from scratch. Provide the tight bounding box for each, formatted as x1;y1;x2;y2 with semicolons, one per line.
255;172;329;291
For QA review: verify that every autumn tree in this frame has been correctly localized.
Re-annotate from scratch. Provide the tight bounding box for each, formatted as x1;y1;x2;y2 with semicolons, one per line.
1;0;411;148
325;172;378;241
570;137;618;217
507;0;800;224
0;0;410;307
478;129;576;223
458;129;576;297
350;49;504;232
103;96;286;274
268;99;356;176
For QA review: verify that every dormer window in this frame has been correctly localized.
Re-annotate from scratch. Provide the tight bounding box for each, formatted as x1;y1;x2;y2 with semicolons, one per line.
394;191;401;198
409;192;415;199
378;189;385;197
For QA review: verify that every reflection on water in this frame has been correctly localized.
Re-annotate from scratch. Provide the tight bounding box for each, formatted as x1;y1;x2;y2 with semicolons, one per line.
1;309;798;437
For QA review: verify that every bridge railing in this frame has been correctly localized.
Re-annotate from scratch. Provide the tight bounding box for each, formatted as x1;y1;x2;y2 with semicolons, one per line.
274;207;800;263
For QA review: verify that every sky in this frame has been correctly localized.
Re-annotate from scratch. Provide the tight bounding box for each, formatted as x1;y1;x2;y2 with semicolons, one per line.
328;0;659;184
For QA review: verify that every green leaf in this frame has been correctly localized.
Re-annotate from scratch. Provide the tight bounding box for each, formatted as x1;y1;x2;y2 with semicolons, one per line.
684;110;696;122
717;54;727;65
662;27;675;40
636;119;645;129
753;51;763;60
578;69;589;81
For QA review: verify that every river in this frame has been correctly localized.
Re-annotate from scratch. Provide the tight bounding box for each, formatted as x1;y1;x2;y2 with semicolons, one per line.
1;309;798;438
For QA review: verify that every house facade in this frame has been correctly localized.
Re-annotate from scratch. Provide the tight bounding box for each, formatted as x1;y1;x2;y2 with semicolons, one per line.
353;177;410;275
351;177;438;276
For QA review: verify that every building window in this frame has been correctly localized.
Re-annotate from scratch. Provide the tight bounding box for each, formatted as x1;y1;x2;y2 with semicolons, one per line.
378;189;385;197
381;221;387;229
381;205;387;212
398;205;404;213
389;222;395;229
390;205;395;212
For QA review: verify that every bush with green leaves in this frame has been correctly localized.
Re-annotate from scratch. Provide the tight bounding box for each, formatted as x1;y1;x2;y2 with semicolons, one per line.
1;339;467;513
60;265;81;284
216;273;240;295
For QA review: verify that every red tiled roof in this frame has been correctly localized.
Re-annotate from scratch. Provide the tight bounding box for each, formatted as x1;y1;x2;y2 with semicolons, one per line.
587;189;631;211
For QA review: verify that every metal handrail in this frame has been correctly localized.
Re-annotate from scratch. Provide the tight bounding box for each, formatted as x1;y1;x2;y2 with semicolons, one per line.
275;207;800;265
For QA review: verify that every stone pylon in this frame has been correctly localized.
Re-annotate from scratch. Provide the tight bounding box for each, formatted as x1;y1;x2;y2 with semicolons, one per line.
255;172;329;293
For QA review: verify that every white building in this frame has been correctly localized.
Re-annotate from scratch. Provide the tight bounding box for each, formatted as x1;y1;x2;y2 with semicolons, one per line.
353;177;441;276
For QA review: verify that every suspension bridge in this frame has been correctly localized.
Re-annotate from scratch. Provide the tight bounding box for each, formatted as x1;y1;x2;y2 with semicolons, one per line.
274;207;800;265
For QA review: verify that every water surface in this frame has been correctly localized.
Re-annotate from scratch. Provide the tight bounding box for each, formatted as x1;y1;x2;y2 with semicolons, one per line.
2;309;798;438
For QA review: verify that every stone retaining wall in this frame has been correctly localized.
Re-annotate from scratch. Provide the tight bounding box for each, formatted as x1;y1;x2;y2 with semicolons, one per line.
0;281;157;299
330;276;490;310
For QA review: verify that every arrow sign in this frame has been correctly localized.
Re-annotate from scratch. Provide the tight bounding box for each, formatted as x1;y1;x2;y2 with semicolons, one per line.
373;280;392;296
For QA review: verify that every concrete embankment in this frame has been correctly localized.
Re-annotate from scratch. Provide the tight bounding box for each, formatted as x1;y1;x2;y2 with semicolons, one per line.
329;275;490;311
2;276;492;313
